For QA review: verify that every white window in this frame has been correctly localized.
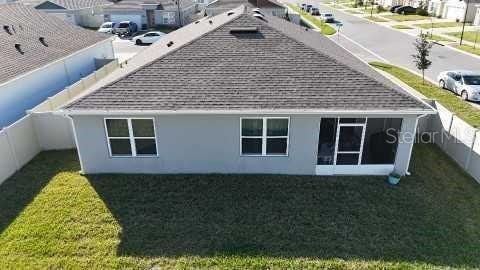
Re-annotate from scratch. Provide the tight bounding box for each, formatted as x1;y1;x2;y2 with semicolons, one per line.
104;118;158;157
163;12;176;24
240;117;289;156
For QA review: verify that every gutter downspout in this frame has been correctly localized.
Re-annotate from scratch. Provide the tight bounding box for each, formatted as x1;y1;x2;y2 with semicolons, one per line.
64;113;85;174
405;113;430;175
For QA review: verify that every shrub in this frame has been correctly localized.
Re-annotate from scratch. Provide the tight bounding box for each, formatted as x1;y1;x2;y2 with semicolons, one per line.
377;5;387;12
416;7;428;16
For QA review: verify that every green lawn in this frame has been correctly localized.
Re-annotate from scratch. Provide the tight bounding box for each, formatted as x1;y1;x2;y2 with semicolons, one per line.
454;44;480;57
427;34;454;42
414;22;465;29
365;16;390;22
370;62;480;127
1;145;480;269
382;14;430;22
446;31;480;43
346;9;364;14
288;4;337;35
391;24;414;29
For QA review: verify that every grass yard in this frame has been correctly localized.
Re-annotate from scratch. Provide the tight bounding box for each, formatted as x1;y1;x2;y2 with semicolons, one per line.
426;34;454;42
1;145;480;269
370;62;480;127
346;9;364;14
382;14;429;22
287;4;337;35
391;24;414;29
414;21;465;29
446;31;480;43
365;16;390;22
454;44;480;57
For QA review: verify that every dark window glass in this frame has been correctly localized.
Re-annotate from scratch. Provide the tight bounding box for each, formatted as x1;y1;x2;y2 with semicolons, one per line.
361;118;402;164
267;119;288;136
338;126;363;152
317;118;337;165
337;153;359;165
242;138;262;154
132;119;155;137
266;138;287;155
109;138;132;156
242;119;263;136
339;118;366;124
135;139;157;155
106;119;129;137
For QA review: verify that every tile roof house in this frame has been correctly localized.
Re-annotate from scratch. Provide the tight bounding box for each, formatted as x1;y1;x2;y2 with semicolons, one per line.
62;6;435;176
102;0;198;28
0;3;114;128
21;0;113;27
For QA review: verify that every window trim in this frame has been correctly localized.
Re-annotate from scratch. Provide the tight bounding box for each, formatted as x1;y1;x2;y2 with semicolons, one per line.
104;117;159;158
240;117;290;157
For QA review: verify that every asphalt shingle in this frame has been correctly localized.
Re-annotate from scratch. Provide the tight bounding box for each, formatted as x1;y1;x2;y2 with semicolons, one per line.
66;10;431;112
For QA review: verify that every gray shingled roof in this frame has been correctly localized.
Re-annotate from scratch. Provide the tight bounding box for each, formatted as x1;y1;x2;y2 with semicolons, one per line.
0;3;111;85
22;0;112;9
103;0;195;11
66;9;431;112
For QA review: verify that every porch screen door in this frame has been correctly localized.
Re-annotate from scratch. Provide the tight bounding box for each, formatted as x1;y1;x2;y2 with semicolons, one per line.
334;121;366;165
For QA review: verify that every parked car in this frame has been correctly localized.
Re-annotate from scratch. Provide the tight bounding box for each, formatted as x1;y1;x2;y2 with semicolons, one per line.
113;21;138;36
132;31;166;45
310;7;320;15
300;3;307;10
395;6;417;14
322;13;335;23
389;5;402;12
306;4;313;12
97;22;115;34
438;71;480;101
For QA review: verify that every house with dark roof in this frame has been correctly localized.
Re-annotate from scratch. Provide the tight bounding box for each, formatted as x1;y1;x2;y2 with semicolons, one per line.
102;0;197;29
0;3;114;128
21;0;113;27
61;6;435;176
203;0;284;17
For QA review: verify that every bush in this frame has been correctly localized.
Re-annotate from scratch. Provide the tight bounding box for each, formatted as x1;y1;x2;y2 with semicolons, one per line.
377;5;387;12
416;7;428;16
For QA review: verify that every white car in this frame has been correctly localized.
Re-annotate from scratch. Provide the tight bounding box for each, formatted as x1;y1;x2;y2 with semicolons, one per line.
97;22;115;34
132;31;166;45
438;70;480;101
321;13;335;23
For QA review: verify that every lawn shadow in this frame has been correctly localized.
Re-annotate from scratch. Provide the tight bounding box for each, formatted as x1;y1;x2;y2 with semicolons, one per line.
0;150;79;234
87;144;480;268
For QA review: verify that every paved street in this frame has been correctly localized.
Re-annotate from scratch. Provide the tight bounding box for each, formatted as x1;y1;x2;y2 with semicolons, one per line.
112;36;148;63
283;0;480;83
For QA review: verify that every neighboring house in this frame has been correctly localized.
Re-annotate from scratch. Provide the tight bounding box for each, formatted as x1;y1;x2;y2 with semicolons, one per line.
0;3;114;128
102;0;197;29
204;0;285;17
21;0;113;27
61;6;435;176
474;4;480;25
440;0;480;22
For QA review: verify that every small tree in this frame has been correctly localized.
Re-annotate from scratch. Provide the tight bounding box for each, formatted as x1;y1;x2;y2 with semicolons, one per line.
412;33;433;84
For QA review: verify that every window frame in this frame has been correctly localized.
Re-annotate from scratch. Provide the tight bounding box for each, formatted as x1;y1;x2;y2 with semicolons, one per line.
104;117;159;158
240;117;290;157
333;118;367;165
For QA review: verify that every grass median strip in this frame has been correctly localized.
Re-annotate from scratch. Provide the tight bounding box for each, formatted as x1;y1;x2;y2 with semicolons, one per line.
391;24;414;29
454;44;480;57
446;31;480;43
382;14;429;22
370;61;480;127
287;4;337;35
365;16;389;22
414;22;465;29
427;34;454;42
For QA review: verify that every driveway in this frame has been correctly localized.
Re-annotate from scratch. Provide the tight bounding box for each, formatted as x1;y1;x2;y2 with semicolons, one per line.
112;36;148;63
282;0;480;82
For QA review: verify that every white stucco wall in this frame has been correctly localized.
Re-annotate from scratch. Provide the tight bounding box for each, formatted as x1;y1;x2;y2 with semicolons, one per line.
0;39;114;128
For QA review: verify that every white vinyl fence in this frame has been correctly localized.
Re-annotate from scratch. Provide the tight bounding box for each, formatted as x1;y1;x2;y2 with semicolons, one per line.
0;60;119;184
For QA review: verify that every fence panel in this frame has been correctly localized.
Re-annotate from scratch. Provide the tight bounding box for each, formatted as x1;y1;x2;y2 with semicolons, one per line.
32;113;75;150
0;131;17;184
468;133;480;183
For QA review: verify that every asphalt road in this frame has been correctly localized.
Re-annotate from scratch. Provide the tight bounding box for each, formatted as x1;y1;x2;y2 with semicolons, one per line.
283;0;480;82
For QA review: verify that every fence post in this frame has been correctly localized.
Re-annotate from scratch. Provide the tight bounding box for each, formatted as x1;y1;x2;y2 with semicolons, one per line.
448;113;455;134
465;129;479;170
47;97;55;111
4;128;20;171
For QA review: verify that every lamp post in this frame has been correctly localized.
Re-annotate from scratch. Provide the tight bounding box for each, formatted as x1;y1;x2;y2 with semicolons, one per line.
459;0;470;46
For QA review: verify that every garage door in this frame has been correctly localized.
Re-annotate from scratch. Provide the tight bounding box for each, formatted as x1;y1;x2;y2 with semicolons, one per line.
110;14;142;29
445;6;464;21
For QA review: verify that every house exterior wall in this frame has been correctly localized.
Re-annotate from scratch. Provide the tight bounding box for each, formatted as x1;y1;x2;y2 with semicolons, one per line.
71;114;419;175
0;40;114;128
475;6;480;25
442;0;478;22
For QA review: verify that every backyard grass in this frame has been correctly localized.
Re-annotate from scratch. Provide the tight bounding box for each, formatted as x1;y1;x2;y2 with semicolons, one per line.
391;24;414;29
1;144;480;269
382;14;430;22
454;44;480;57
365;16;389;22
370;62;480;127
414;21;465;29
446;31;480;43
287;4;337;35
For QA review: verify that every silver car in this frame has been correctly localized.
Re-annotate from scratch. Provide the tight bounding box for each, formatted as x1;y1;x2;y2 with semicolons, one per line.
437;70;480;101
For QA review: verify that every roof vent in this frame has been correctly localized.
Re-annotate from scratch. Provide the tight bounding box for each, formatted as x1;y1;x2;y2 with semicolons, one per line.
227;11;234;16
167;41;174;47
252;8;263;15
253;13;267;21
208;20;213;24
14;43;24;54
3;25;12;35
39;37;48;47
230;27;259;34
195;20;200;24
